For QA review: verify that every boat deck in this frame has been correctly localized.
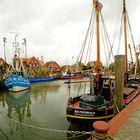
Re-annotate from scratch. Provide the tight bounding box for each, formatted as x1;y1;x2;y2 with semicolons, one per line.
71;101;79;109
71;101;93;110
124;87;135;96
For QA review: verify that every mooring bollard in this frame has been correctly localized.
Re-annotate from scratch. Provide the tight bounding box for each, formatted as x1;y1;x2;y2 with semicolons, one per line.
91;121;113;140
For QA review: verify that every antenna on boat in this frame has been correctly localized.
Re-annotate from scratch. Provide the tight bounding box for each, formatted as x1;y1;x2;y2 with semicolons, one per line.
22;38;27;58
10;31;21;57
3;37;7;63
123;0;126;12
10;31;21;71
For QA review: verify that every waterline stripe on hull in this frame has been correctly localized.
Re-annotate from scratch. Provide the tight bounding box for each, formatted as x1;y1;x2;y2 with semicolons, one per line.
8;86;30;92
65;114;114;120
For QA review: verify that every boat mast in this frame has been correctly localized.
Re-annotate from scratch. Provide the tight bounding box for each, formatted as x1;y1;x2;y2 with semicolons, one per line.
10;32;20;71
3;37;7;63
23;38;27;58
93;0;102;90
123;0;128;73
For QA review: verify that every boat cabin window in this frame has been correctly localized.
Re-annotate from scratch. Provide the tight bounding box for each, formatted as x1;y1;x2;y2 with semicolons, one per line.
102;78;115;88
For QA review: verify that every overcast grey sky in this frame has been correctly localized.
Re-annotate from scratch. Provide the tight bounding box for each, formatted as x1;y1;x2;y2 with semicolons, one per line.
0;0;140;66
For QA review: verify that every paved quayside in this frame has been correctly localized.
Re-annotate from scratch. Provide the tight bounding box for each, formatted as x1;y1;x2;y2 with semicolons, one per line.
109;94;140;140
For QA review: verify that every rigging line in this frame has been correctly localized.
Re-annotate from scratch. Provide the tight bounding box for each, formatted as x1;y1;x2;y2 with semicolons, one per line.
78;10;94;62
84;10;95;63
101;19;109;65
88;34;93;62
117;13;123;55
103;28;109;67
84;13;95;64
127;14;136;54
100;13;114;64
101;13;111;66
126;20;134;62
87;36;92;63
88;12;95;62
88;13;95;62
100;16;108;67
84;26;92;64
78;9;95;62
127;22;131;43
104;19;114;62
111;9;122;49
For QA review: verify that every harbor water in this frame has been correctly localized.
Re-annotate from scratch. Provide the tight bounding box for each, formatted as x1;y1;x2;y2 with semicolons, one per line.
0;79;91;140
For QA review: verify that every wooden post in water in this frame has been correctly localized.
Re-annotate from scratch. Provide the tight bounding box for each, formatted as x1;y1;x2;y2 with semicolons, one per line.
114;55;125;114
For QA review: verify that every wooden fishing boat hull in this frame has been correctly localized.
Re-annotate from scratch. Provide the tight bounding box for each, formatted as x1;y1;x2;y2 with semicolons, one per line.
4;75;30;92
66;87;140;124
29;76;56;83
66;96;114;124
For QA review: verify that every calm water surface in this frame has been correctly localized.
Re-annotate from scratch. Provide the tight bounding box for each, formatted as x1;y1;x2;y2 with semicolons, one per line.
0;79;91;140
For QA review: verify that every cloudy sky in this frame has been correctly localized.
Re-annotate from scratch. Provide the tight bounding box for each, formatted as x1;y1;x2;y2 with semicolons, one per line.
0;0;140;66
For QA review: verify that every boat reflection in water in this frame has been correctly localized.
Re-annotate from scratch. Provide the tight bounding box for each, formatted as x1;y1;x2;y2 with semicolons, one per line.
6;89;31;123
